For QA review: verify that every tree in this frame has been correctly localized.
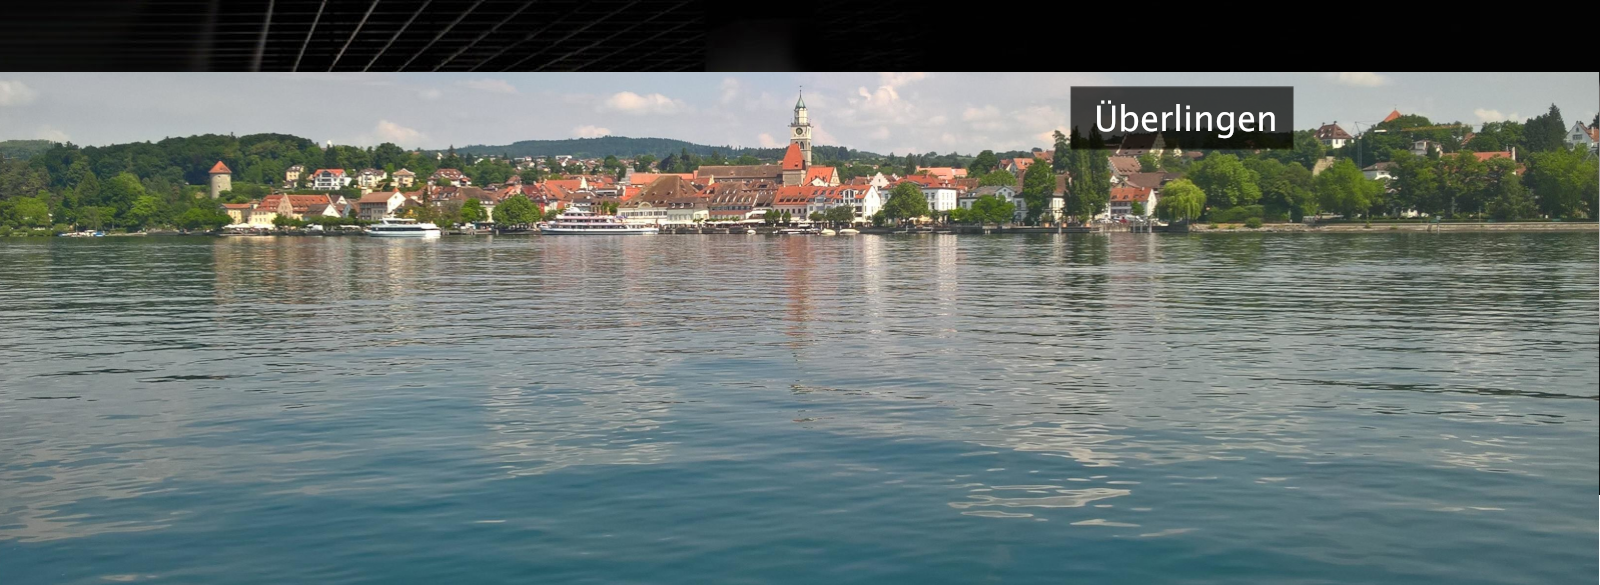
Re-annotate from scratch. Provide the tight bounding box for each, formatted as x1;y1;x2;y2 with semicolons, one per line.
125;194;163;229
1524;148;1599;218
460;198;488;223
823;205;856;226
763;209;779;225
978;170;1016;187
1154;179;1203;221
970;194;1016;225
1522;104;1566;153
1137;153;1159;172
781;210;792;224
882;182;929;222
271;215;305;228
495;194;539;226
1486;173;1537;220
808;211;824;223
1129;202;1145;217
1246;158;1314;220
0;196;52;228
175;205;231;231
1051;131;1070;172
968;150;999;175
1314;159;1384;219
1020;157;1055;224
1189;153;1261;210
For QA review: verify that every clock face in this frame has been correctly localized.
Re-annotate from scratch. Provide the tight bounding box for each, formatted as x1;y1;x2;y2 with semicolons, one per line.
794;127;804;136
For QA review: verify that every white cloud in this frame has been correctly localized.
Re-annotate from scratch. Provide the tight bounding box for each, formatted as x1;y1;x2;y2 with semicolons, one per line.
36;126;69;142
0;80;38;106
878;72;927;88
719;78;741;104
372;120;422;145
757;132;780;148
600;91;687;115
962;105;1000;121
573;125;611;138
418;88;443;100
1331;72;1390;87
1473;108;1519;123
869;127;890;140
460;78;518;94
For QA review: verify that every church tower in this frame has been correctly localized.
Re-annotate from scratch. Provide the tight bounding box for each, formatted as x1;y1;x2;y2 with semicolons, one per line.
790;91;812;167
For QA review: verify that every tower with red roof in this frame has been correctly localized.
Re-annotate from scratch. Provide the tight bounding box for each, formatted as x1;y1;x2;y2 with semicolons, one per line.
208;160;232;199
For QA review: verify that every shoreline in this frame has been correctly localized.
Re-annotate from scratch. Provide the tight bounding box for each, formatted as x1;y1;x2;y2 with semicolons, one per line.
1186;221;1597;233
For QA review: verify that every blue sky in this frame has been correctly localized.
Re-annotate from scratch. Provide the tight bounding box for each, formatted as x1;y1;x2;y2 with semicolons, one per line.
1;72;1593;155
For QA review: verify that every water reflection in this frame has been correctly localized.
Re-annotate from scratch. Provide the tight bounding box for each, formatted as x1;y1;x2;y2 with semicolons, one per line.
0;232;1594;573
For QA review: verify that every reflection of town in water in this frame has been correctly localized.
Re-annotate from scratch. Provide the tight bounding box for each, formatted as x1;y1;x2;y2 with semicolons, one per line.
0;233;1593;546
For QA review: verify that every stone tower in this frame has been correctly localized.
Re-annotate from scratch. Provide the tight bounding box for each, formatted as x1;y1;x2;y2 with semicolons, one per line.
790;91;812;167
208;160;232;199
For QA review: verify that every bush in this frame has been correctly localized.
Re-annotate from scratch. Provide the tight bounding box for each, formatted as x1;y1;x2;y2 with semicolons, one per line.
1209;205;1264;223
1244;217;1263;229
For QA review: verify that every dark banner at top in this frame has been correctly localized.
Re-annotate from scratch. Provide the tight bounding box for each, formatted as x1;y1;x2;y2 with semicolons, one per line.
1069;86;1294;150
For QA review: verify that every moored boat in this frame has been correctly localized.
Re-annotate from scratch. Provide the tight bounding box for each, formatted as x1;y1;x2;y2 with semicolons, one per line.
538;209;658;235
366;217;442;238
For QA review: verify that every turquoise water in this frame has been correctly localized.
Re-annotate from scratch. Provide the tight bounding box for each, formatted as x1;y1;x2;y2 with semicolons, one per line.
1;233;1595;584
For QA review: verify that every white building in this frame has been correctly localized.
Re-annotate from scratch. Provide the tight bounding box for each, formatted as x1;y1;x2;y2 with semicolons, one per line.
959;185;1015;209
920;185;959;212
1565;122;1598;153
356;168;388;189
311;168;351;190
1314;122;1354;149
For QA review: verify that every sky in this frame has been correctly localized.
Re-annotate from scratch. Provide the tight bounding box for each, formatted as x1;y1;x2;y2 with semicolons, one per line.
0;72;1594;155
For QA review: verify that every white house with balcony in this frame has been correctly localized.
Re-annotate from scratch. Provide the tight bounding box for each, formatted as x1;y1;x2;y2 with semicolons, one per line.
311;168;351;190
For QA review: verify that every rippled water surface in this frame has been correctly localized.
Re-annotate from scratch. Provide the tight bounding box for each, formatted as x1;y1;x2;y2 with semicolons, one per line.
2;232;1596;584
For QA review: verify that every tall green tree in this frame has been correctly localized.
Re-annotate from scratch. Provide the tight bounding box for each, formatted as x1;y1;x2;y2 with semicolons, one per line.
1154;179;1203;221
1522;104;1567;153
883;182;929;221
1189;153;1261;210
1486;172;1537;220
1524;148;1599;218
460;198;488;223
495;194;539;225
1313;159;1383;218
970;194;1017;225
968;150;999;175
1020;157;1055;224
1051;131;1069;172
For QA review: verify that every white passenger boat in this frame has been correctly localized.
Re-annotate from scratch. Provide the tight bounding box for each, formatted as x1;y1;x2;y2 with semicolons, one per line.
538;209;658;235
366;217;442;238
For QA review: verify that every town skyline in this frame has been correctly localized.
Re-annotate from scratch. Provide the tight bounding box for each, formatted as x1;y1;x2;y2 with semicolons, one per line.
1;72;1595;155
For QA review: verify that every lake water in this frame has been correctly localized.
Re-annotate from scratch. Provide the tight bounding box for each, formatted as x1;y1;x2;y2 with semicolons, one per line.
1;232;1596;584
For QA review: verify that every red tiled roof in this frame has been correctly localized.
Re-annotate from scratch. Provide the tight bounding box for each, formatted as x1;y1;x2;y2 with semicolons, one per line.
804;166;836;184
359;191;400;203
1109;186;1152;203
1383;109;1402;123
1472;151;1514;162
262;193;333;212
314;168;345;176
209;161;231;174
781;143;804;170
1109;156;1142;175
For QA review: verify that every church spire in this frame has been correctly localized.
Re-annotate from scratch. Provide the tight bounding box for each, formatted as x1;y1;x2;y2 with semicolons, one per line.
795;89;805;110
